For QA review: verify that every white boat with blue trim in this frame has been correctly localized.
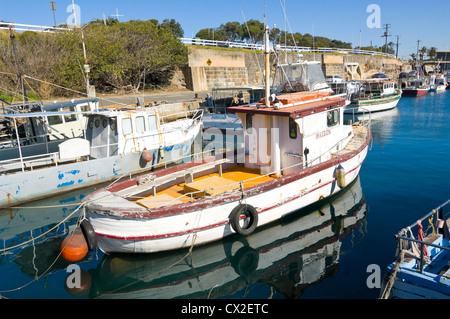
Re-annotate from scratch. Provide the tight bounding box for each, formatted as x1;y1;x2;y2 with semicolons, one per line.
0;99;203;208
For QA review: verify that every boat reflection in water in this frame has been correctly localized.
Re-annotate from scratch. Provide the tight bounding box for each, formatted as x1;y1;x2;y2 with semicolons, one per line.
70;175;368;299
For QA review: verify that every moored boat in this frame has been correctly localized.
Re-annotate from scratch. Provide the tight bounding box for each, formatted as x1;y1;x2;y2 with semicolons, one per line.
79;27;372;255
381;200;450;299
0;100;203;207
402;78;430;96
429;74;448;92
72;176;367;299
345;79;401;114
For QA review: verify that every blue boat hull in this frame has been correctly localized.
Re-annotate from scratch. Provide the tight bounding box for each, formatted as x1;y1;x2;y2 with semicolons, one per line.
0;142;195;208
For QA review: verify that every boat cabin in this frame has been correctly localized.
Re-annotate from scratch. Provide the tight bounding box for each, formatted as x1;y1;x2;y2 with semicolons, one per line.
405;78;428;89
37;99;99;140
360;79;398;96
85;106;203;159
227;91;351;177
272;61;333;94
85;108;161;158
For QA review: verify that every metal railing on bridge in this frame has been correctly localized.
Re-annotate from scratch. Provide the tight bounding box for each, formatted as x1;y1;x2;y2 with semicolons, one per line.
179;37;397;59
0;22;70;33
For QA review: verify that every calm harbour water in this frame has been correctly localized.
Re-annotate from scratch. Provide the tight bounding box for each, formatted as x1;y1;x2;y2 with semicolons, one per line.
1;90;449;300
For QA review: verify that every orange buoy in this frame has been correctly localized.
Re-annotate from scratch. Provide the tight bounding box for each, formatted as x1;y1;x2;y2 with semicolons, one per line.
60;227;89;262
141;149;152;163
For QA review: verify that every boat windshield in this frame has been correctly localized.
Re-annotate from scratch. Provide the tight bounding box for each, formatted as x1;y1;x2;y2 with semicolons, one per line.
272;62;330;94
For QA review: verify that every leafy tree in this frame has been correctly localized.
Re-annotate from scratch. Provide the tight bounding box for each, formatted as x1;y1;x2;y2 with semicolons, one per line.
428;47;437;60
242;20;265;43
221;21;244;41
0;20;188;97
161;19;184;38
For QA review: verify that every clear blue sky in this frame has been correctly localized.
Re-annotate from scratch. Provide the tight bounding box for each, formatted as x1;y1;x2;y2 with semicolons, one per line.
1;0;449;59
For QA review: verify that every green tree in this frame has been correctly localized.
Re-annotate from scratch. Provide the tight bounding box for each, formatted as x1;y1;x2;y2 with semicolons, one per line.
221;21;244;41
428;47;437;60
161;19;184;38
242;19;265;43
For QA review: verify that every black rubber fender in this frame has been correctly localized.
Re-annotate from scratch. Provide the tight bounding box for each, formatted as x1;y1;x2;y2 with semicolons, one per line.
229;204;259;236
231;246;259;277
80;219;98;251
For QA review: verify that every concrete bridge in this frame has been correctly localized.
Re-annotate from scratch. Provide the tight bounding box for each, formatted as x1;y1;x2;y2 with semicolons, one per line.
182;47;404;92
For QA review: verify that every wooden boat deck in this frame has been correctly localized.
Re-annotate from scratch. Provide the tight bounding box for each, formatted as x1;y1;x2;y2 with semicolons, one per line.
332;124;368;157
135;166;275;209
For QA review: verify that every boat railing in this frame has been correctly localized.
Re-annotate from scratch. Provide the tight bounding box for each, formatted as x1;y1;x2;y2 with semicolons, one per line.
394;200;450;272
0;151;60;173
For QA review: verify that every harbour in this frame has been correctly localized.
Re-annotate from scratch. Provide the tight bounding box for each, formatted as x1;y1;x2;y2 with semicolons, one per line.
1;90;449;299
1;0;450;302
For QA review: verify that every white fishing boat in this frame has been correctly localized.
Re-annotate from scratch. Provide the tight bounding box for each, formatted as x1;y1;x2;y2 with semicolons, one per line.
344;79;402;114
429;74;448;92
78;27;371;255
0;100;203;208
72;176;367;299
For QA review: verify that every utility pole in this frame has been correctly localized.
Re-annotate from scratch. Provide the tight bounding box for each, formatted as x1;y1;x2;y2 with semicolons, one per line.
416;40;421;60
395;35;400;58
382;24;391;53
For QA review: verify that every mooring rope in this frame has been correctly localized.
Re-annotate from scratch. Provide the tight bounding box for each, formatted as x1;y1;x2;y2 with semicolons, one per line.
379;250;405;299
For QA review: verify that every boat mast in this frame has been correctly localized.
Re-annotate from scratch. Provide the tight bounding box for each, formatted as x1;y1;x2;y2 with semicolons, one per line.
264;25;270;108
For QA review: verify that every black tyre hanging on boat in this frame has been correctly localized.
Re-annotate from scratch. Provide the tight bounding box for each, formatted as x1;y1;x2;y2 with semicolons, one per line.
80;219;98;251
229;204;259;236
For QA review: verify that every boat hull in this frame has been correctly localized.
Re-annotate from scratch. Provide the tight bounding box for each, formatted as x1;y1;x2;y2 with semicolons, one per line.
86;135;370;254
345;94;401;114
0;127;201;208
402;89;429;96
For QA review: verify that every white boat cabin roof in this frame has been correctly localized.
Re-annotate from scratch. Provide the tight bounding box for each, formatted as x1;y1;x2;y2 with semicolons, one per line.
227;92;345;119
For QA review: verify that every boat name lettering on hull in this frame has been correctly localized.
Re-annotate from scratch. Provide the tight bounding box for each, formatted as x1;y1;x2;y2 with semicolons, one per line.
316;129;331;139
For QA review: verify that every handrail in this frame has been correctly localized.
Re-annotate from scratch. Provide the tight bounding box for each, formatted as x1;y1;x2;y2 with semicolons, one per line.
0;22;70;33
179;38;397;59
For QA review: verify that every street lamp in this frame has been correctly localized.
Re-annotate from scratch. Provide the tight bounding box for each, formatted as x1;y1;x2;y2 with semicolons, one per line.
50;1;56;26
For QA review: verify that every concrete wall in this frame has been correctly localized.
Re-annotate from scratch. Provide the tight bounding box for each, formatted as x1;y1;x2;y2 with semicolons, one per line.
185;47;405;91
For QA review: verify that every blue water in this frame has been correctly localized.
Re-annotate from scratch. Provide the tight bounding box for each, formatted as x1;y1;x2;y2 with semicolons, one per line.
1;91;449;300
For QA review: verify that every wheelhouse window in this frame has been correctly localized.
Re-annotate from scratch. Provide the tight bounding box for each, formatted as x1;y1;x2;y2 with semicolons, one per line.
148;115;158;131
289;118;297;139
122;118;133;135
136;116;146;134
63;106;77;123
110;118;117;131
327;109;340;127
48;115;63;125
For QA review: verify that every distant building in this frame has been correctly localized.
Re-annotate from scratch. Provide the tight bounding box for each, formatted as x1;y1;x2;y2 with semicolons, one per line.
436;50;450;72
